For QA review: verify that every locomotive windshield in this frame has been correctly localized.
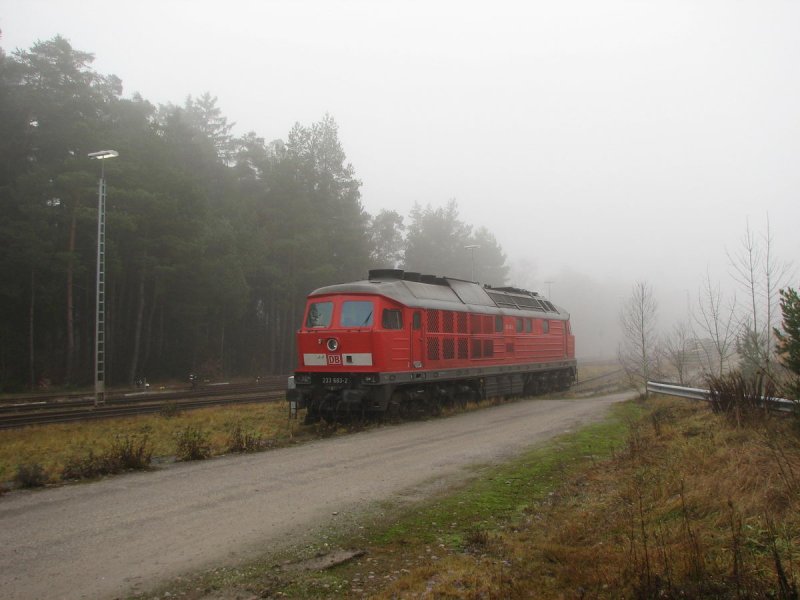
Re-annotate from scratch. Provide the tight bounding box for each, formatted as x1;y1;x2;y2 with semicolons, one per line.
340;300;374;327
306;301;333;328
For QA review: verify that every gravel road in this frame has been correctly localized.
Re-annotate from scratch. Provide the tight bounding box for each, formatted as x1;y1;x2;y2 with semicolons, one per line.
0;393;629;599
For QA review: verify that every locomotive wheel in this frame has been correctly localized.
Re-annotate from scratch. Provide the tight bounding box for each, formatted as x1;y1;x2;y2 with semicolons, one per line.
407;394;428;419
560;370;574;390
317;393;339;424
303;395;325;424
387;391;406;422
454;389;470;409
428;396;442;417
304;409;321;425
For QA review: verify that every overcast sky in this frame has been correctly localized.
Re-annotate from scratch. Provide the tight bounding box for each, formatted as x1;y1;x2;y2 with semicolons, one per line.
2;0;798;354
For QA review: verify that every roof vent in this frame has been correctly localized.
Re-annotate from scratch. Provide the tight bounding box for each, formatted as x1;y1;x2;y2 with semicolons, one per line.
368;269;404;280
420;274;447;285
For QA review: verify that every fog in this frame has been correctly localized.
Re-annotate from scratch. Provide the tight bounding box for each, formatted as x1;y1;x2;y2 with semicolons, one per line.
3;0;798;358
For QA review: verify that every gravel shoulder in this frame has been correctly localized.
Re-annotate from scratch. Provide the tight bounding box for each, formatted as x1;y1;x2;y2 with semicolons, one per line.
0;393;630;600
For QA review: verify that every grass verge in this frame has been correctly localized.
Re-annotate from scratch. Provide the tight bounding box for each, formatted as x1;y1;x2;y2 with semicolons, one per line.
0;394;580;488
363;396;800;599
133;396;800;599
128;399;642;599
0;401;313;486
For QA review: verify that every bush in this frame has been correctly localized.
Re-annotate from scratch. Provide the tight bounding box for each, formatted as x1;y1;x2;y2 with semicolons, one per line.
61;435;153;480
706;371;778;426
15;462;48;488
160;401;181;418
175;426;212;461
227;423;272;453
108;434;153;470
62;450;104;480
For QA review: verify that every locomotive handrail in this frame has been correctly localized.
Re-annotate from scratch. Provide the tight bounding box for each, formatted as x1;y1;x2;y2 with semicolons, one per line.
646;380;796;412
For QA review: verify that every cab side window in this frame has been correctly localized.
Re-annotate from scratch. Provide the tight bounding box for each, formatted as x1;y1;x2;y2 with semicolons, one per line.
382;309;403;330
306;302;333;328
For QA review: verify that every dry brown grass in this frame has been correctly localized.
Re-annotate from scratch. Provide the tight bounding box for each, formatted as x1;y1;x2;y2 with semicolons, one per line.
370;397;800;599
0;401;305;484
0;395;529;488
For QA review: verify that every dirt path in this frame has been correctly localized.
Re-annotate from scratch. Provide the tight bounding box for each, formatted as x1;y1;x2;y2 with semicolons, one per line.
0;393;630;599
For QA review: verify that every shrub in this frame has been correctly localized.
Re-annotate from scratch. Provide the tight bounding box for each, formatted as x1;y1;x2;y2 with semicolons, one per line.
227;423;270;453
62;450;105;480
175;426;212;461
15;462;47;488
706;371;778;427
61;435;153;480
107;434;153;470
160;401;181;418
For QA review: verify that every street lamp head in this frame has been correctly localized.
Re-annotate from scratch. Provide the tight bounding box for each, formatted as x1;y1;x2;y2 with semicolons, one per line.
464;244;480;250
88;150;119;160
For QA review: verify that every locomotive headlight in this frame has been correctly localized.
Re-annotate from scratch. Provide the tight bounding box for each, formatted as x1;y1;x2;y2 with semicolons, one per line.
326;338;339;352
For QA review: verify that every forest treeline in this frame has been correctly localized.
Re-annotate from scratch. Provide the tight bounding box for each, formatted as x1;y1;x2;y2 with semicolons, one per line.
0;35;509;391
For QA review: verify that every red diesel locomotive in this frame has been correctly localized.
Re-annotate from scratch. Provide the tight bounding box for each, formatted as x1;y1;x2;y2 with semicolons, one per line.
290;269;576;423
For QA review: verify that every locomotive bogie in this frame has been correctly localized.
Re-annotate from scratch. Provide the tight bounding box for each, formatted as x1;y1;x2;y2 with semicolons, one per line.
291;270;578;423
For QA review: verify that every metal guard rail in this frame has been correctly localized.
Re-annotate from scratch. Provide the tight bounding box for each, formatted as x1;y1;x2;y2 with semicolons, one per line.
646;381;797;413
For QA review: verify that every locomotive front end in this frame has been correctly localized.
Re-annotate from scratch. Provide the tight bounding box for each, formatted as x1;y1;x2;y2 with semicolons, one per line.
291;292;394;422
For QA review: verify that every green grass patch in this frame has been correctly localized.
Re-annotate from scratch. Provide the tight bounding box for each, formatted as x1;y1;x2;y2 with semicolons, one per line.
373;399;642;549
368;396;800;599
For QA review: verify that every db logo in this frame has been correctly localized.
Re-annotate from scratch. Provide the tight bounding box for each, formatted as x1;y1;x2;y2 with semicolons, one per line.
327;354;342;365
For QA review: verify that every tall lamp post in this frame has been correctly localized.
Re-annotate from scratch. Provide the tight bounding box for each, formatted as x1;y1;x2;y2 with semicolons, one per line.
88;150;118;405
464;244;480;282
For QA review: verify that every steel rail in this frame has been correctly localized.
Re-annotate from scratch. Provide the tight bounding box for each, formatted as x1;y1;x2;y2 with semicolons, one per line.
0;380;287;411
574;368;624;387
0;391;287;430
646;380;797;412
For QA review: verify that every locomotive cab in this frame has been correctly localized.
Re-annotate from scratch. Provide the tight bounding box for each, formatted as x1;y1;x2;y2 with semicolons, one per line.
292;292;408;421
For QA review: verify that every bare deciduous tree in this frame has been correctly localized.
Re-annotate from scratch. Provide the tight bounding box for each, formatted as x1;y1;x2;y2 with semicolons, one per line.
664;319;693;385
728;216;792;380
693;270;738;377
728;219;761;337
761;215;792;377
619;281;659;396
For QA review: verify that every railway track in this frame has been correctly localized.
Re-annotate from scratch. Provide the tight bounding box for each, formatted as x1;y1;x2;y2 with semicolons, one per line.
0;380;289;429
573;368;624;389
0;369;622;430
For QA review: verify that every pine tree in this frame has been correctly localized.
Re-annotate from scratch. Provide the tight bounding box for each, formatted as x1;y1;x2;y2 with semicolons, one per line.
775;287;800;399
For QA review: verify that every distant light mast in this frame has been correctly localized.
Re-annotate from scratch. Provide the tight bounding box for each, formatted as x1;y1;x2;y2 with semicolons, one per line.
88;150;119;406
464;244;480;282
